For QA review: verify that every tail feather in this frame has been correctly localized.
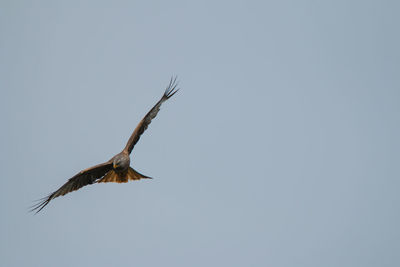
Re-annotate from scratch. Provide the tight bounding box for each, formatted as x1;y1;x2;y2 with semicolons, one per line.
97;170;122;183
128;168;152;180
97;168;151;183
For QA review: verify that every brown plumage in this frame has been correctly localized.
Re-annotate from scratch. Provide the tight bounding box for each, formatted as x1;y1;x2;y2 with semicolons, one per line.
97;168;150;183
31;77;179;213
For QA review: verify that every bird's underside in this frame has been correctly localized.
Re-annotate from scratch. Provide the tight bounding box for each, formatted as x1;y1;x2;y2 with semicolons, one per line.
31;77;179;213
97;167;151;183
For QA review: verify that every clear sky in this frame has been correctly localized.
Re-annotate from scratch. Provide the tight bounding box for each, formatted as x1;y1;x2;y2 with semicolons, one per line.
1;1;399;266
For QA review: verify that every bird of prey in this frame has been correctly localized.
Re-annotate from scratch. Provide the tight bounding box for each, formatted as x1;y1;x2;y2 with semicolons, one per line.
31;77;179;213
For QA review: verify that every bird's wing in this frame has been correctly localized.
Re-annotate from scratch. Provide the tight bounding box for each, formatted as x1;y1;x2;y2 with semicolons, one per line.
30;161;113;213
124;77;179;154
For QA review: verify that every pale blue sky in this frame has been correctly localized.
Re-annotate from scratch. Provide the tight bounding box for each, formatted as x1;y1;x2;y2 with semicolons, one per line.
1;1;399;266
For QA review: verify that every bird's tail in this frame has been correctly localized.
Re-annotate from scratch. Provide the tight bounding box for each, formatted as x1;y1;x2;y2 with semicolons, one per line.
129;168;152;180
97;168;152;183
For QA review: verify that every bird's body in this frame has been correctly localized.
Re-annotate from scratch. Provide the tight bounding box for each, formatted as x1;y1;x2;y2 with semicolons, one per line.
31;77;179;213
96;151;148;184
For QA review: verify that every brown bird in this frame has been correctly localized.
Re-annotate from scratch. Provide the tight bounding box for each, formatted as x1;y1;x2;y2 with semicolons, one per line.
31;77;179;213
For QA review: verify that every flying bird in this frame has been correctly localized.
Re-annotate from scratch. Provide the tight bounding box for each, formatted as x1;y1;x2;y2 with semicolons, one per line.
31;77;179;213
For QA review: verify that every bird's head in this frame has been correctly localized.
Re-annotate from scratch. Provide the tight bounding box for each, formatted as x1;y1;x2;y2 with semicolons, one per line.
113;154;130;171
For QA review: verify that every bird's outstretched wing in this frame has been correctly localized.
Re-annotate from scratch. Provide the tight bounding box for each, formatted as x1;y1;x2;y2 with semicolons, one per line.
124;76;179;154
30;161;113;213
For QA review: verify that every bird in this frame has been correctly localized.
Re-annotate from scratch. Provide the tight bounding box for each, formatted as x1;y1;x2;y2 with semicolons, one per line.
30;77;179;213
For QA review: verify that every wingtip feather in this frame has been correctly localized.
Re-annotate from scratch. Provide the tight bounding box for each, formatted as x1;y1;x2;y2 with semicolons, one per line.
29;197;51;214
164;75;180;99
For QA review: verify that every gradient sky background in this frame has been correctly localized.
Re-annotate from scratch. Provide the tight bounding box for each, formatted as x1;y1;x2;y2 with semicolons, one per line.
1;1;399;266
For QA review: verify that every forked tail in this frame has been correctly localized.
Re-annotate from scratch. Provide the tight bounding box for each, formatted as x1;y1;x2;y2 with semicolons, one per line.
97;168;152;183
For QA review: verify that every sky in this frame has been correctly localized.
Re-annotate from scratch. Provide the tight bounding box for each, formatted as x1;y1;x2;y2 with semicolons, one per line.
1;1;399;266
